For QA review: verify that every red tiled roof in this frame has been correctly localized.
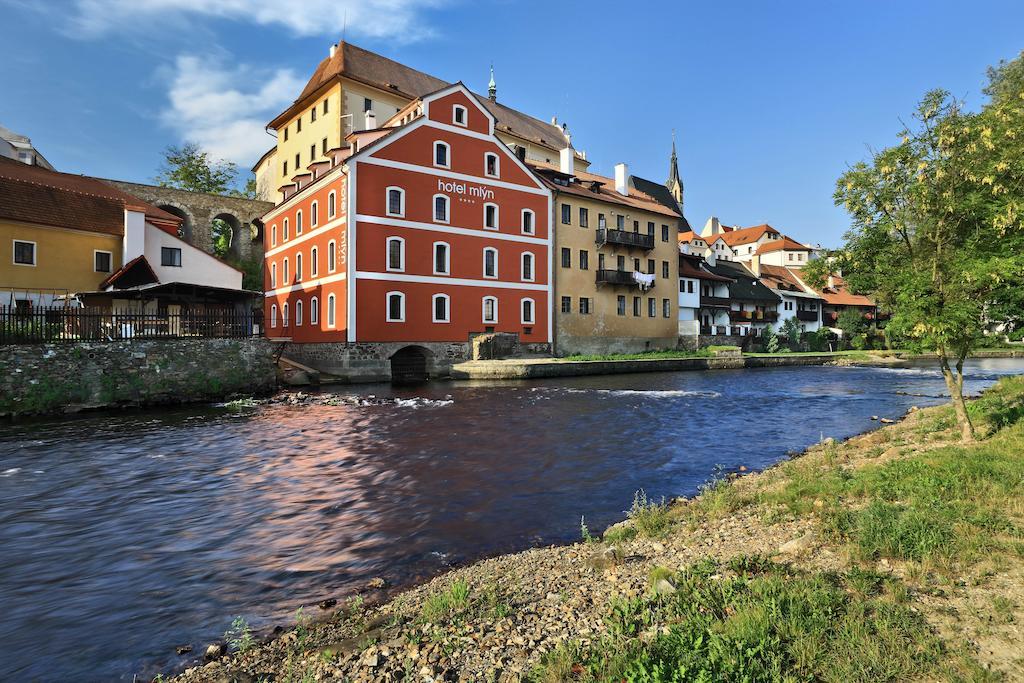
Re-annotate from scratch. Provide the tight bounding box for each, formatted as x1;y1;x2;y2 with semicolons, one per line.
679;254;733;282
0;157;180;235
815;274;874;307
756;236;811;254
720;223;780;247
530;162;681;218
271;42;570;154
758;264;811;293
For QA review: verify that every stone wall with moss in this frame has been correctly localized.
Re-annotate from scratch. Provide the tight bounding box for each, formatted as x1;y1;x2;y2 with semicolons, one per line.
0;338;276;417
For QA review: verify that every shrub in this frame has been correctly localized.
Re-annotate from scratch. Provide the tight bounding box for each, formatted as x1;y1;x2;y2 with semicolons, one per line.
627;489;671;538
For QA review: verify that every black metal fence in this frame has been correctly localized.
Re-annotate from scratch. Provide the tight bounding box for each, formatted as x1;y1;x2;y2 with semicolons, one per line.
0;306;263;344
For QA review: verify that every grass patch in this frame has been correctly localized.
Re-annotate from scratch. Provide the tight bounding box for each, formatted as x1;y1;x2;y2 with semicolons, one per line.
528;558;951;683
420;579;470;623
627;490;671;538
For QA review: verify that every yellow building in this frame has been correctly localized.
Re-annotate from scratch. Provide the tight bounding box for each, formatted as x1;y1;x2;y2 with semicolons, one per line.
531;149;683;355
0;156;243;309
253;42;590;202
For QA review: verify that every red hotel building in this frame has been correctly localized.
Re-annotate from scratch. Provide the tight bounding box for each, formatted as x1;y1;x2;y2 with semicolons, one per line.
262;83;552;380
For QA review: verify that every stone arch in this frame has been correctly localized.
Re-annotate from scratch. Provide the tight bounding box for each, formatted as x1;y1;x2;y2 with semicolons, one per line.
389;345;432;384
211;211;243;259
157;203;195;244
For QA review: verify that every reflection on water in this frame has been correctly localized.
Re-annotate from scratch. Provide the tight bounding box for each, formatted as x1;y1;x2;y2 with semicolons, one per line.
0;358;1021;681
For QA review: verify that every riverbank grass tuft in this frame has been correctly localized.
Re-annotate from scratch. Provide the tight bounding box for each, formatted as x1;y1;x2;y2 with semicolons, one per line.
420;578;470;623
528;558;964;683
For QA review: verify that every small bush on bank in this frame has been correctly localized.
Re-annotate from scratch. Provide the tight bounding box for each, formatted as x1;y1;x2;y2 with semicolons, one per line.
627;490;671;538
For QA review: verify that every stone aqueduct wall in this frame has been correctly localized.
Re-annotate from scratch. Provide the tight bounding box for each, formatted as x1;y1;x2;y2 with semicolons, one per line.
102;180;273;262
0;338;277;417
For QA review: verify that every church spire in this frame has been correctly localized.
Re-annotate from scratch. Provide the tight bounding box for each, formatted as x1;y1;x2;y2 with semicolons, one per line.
488;64;497;101
666;130;683;208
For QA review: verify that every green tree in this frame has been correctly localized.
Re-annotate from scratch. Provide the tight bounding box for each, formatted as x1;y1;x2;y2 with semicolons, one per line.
781;316;802;350
211;219;233;258
155;142;238;195
762;324;780;353
836;308;867;346
832;53;1024;441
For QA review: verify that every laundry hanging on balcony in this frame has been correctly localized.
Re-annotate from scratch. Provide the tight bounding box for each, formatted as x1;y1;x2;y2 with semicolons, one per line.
632;271;655;291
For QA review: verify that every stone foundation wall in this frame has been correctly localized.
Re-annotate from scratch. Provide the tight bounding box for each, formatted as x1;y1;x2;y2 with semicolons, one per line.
283;341;471;383
0;338;276;417
555;335;679;357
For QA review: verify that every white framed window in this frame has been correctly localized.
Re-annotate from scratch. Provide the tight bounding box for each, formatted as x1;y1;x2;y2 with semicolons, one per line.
296;210;303;235
13;240;36;266
483;247;498;279
433;194;450;223
386;291;406;322
484;152;499;178
433;241;450;275
311;201;319;227
521;209;535;235
282;302;290;327
296;252;303;281
310;246;318;277
521;251;535;281
482;295;498;324
271;262;277;288
94;250;113;273
328;240;336;272
432;293;450;323
283;218;289;241
452;105;468;127
386;186;405;217
328;191;336;219
295;299;303;326
521;297;535;325
433;140;450;168
386;236;405;272
310;296;319;325
483;202;498;230
270;304;278;328
327;294;336;327
271;224;278;246
283;257;290;283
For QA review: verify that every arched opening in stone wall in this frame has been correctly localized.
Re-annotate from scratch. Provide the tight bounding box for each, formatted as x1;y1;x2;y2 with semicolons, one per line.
390;346;432;384
211;213;242;259
158;204;193;244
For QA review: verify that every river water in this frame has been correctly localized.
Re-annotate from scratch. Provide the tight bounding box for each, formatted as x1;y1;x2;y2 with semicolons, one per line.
1;358;1022;681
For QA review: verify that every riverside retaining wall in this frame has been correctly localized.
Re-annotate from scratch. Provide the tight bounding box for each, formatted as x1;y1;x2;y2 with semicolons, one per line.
0;338;277;417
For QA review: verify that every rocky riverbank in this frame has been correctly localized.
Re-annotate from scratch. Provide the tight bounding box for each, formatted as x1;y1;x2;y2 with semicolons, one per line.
173;377;1024;683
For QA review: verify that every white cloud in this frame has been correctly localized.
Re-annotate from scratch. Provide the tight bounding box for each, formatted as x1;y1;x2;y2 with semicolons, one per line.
160;55;304;166
70;0;445;41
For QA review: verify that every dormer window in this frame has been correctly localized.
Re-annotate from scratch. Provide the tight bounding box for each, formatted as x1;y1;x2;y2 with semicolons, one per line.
453;105;467;126
434;141;450;168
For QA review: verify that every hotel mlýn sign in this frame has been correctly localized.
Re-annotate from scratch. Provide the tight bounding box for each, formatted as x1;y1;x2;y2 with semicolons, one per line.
437;178;495;202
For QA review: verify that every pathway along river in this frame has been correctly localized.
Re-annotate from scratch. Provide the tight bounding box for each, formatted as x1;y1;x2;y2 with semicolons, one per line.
2;358;1023;680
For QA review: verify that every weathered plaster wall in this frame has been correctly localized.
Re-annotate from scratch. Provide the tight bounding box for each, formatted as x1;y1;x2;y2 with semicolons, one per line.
0;338;276;416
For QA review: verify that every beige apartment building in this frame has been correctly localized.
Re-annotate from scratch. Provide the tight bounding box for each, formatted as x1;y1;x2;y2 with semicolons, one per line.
253;42;591;202
531;148;683;355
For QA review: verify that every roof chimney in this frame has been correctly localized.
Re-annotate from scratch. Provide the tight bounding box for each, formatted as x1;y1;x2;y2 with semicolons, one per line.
827;274;836;289
702;216;720;237
614;163;629;196
364;109;376;130
329;43;337;58
559;147;573;175
750;253;761;277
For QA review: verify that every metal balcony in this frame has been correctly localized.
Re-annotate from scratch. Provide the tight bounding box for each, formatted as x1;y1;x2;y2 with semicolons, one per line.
796;310;818;322
595;269;641;287
595;228;655;250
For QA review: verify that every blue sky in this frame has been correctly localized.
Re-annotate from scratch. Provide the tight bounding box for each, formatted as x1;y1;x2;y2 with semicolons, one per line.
2;0;1022;247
